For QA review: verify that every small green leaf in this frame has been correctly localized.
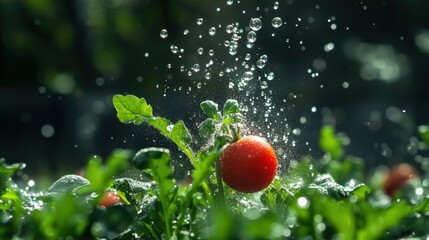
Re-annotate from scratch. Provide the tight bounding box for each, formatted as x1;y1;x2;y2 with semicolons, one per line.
112;94;153;124
133;147;170;170
223;99;240;115
201;100;219;119
223;113;243;124
319;125;343;159
85;150;130;193
198;118;216;139
172;120;192;145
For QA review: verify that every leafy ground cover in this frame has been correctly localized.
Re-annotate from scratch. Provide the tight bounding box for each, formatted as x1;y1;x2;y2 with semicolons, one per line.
1;94;429;239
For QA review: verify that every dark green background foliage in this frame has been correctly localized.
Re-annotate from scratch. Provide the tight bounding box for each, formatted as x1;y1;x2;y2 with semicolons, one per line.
1;0;429;177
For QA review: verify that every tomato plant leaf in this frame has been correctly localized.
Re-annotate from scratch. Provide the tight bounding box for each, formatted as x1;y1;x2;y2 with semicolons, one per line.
223;99;240;115
113;95;196;165
85;149;130;195
113;94;153;124
171;120;192;145
200;100;219;119
133;147;176;239
198;118;216;139
222;113;243;125
47;174;90;194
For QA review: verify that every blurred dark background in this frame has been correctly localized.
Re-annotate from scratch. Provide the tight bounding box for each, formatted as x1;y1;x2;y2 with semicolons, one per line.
1;0;429;180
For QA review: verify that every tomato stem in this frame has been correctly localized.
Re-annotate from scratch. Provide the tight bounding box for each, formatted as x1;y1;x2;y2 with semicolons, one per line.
230;124;241;142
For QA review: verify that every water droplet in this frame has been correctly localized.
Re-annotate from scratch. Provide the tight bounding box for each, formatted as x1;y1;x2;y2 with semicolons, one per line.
260;81;268;89
247;31;257;43
205;72;212;79
183;29;189;35
197;47;204;55
249;18;262;31
271;17;283;28
193;64;200;72
209;49;215;56
415;188;424;196
170;45;179;54
273;1;279;10
226;24;234;33
242;71;254;81
256;59;266;69
28;180;35;187
324;42;335;52
209;27;216;35
95;77;105;86
196;18;204;25
160;29;168;38
226;0;234;5
245;53;251;60
297;197;309;208
266;72;275;80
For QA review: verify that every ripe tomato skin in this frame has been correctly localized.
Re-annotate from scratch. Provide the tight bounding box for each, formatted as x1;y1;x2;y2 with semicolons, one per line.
220;135;278;193
382;163;417;197
99;191;124;207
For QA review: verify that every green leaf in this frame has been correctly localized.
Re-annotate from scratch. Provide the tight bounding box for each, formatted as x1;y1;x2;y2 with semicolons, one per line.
223;99;240;115
47;175;90;194
113;178;152;193
418;125;429;147
309;174;368;200
133;147;170;170
319;125;343;159
91;204;137;239
112;94;196;165
85;149;131;194
112;94;153;124
222;113;243;125
171;120;192;145
133;147;175;238
200;100;219;119
28;193;91;239
198;118;216;139
192;149;222;191
0;159;25;195
327;155;364;185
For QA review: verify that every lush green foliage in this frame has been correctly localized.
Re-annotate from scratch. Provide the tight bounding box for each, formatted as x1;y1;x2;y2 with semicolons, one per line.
1;95;429;239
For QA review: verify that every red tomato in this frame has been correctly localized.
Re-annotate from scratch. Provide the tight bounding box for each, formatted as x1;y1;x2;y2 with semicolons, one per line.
220;135;278;193
100;191;124;207
382;163;418;196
